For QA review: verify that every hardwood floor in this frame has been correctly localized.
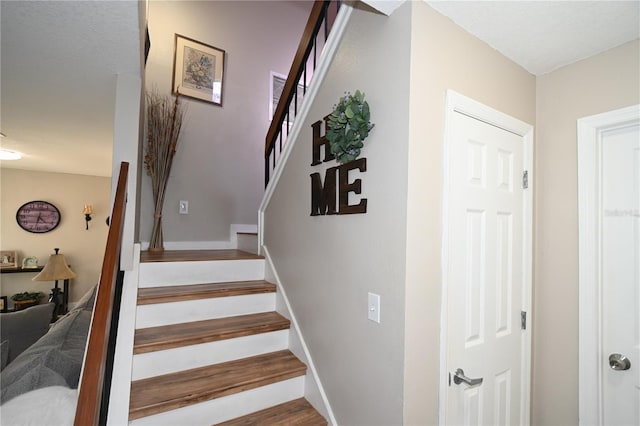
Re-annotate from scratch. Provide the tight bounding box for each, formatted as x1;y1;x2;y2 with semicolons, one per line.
131;248;327;424
129;350;306;420
140;249;263;263
137;280;276;305
133;312;290;354
216;398;327;426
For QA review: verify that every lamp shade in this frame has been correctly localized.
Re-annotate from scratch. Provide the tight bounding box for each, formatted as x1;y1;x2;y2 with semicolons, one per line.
33;248;76;281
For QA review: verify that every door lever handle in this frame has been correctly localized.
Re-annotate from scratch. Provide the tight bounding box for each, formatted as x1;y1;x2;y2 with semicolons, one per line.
453;368;483;386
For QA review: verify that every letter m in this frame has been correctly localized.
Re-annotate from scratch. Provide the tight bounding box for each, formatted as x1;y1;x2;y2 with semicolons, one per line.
310;167;338;216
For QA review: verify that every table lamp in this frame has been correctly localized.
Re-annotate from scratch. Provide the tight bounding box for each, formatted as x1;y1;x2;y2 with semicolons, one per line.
33;248;76;321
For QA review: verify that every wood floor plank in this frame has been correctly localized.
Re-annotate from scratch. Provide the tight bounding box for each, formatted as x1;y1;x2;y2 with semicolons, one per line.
133;312;290;354
129;350;306;420
141;249;263;263
137;280;276;305
216;398;327;426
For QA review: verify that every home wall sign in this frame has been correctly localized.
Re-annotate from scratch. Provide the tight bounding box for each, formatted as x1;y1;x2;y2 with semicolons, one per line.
310;117;367;216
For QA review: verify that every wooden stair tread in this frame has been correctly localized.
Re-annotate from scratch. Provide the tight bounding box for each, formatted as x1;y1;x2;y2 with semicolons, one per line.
141;249;263;263
134;312;290;354
129;350;306;420
137;280;276;305
216;398;327;426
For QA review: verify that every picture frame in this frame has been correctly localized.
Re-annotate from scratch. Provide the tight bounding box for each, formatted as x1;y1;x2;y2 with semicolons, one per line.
270;71;305;124
0;296;7;313
173;34;225;106
0;251;18;270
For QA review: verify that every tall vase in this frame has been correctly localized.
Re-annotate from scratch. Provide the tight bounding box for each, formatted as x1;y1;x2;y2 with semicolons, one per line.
149;191;166;252
148;212;164;252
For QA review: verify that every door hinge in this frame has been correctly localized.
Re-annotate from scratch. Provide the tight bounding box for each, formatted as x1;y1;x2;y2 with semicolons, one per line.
521;311;527;330
522;170;529;189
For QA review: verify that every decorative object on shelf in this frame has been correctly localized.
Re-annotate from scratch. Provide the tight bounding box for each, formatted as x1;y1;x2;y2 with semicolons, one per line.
145;89;186;252
21;256;39;269
10;291;45;311
33;248;76;321
0;251;18;270
0;296;7;313
83;204;93;230
173;33;225;106
16;200;61;233
326;90;375;164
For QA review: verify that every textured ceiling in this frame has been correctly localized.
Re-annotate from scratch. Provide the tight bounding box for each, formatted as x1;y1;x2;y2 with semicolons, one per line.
427;0;640;75
1;1;638;177
0;0;141;177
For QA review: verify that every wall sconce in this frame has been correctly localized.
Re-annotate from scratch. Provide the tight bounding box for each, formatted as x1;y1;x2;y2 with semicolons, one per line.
83;204;93;230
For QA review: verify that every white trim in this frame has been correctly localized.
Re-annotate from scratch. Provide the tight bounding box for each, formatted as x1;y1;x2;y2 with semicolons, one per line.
439;90;534;425
262;245;337;426
577;104;640;426
106;243;141;426
141;224;257;250
258;3;354;251
362;0;406;16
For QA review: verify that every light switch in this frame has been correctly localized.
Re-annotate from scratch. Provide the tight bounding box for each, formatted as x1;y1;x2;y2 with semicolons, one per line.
179;200;189;214
368;292;381;323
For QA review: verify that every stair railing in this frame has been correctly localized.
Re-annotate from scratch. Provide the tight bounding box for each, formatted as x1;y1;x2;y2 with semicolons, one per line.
264;0;341;186
74;161;129;425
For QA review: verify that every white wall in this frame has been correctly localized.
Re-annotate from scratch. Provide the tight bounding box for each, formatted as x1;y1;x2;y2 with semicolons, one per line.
533;39;640;426
0;169;111;307
142;1;311;245
264;3;412;424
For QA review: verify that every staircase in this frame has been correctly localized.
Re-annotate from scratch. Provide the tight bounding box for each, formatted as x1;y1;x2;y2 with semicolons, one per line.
127;249;327;425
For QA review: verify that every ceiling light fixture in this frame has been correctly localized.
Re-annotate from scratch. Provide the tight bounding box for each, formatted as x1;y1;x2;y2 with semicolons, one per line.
0;149;22;160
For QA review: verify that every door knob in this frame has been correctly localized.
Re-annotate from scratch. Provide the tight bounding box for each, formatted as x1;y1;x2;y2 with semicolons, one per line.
452;368;483;386
608;353;631;371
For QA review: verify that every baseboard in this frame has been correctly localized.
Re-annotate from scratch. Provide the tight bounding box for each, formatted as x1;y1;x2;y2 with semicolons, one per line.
262;245;337;426
140;224;258;251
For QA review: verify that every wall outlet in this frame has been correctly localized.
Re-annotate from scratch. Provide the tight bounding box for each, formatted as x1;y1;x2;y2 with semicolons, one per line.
179;200;189;214
368;292;381;323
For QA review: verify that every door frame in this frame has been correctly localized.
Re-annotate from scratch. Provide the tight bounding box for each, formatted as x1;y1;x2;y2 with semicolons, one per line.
439;90;534;424
577;104;640;425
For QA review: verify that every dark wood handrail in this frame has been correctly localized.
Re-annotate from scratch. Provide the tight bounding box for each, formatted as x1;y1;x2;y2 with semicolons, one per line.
74;161;129;426
265;0;328;158
264;0;341;185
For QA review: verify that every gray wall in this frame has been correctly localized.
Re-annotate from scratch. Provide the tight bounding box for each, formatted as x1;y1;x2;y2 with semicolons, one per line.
264;3;412;425
264;1;538;423
142;1;310;244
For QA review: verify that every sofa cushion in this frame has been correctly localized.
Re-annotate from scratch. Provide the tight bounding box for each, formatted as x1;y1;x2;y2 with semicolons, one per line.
72;284;97;311
0;303;55;366
0;340;8;371
0;308;91;403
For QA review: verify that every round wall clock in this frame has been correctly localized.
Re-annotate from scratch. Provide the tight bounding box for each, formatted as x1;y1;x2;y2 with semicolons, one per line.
16;201;61;233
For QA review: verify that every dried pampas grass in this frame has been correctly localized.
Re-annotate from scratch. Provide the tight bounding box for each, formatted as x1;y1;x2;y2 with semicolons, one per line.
145;89;186;251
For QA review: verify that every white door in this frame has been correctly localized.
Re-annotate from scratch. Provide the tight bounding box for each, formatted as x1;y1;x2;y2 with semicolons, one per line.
578;105;640;425
441;92;533;425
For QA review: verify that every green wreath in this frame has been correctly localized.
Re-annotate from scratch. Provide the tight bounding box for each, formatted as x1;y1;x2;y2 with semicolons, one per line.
326;90;375;164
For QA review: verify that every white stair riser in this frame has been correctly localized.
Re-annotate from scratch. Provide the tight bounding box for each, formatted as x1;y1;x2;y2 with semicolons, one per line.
237;234;258;255
135;293;276;328
131;330;289;380
128;377;305;426
139;259;265;288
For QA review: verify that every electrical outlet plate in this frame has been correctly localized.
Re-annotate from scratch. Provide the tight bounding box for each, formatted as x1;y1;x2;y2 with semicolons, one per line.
368;292;380;323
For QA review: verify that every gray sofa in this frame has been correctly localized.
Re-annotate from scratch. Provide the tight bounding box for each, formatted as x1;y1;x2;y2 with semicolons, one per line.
0;286;95;404
1;303;55;369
